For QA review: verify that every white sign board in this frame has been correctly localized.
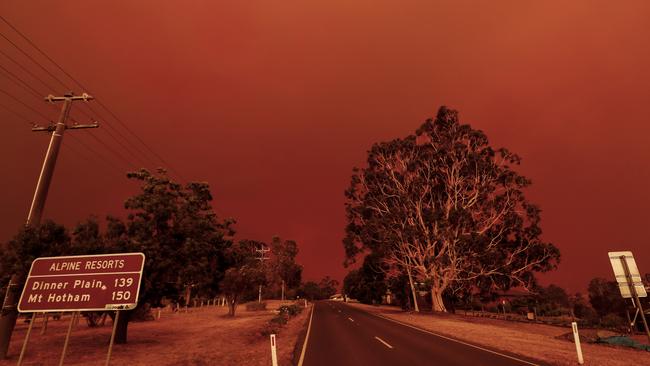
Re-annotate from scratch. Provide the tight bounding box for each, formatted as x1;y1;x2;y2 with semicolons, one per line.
608;251;647;298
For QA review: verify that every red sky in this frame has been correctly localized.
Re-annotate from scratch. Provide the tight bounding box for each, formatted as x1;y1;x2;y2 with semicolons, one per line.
1;1;649;293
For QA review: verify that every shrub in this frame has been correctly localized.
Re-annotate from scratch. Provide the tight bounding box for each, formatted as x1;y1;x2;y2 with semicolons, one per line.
278;304;302;317
601;313;625;329
260;322;283;337
270;313;289;325
246;302;267;311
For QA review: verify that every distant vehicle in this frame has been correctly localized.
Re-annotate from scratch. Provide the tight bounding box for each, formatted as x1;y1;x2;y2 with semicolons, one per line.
329;294;344;301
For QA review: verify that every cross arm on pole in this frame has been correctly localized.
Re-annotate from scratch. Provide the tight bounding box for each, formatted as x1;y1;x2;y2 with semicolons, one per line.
45;93;93;103
31;122;100;132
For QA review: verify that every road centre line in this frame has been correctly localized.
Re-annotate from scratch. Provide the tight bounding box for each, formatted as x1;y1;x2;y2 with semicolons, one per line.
297;304;315;366
374;336;393;349
367;310;539;366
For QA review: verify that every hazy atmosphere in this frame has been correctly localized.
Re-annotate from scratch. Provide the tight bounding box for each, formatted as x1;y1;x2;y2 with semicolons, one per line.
2;0;649;294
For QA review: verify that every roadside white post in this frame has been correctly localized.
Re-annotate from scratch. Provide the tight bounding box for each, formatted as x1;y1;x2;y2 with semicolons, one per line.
571;322;584;365
270;334;278;366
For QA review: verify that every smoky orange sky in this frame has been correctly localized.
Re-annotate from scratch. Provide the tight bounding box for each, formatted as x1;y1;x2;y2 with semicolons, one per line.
1;1;649;293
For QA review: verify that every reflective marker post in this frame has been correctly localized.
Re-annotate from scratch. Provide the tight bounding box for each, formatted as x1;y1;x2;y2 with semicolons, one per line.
571;322;584;365
270;334;278;366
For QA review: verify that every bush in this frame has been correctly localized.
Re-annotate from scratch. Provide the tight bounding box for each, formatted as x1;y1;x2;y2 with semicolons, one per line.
260;322;283;337
601;313;625;329
245;302;267;311
270;313;289;325
278;304;302;317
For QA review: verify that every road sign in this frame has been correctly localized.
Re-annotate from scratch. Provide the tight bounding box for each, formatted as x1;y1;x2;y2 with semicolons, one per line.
608;251;647;298
18;253;145;312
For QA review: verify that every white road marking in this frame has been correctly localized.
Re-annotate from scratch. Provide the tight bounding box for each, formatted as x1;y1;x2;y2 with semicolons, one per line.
348;317;354;322
370;312;539;366
297;304;315;366
374;336;393;349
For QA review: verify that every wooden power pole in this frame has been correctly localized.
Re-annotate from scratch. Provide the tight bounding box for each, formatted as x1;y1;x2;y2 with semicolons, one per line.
256;245;269;303
0;93;98;359
26;93;98;226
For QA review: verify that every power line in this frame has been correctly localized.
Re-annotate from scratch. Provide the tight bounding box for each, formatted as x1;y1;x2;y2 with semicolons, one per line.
0;15;187;182
0;97;124;176
0;47;152;171
0;101;33;124
0;30;69;91
92;100;187;181
0;80;143;174
0;48;58;92
0;87;51;121
60;134;99;167
0;63;44;99
81;129;138;171
65;133;125;175
71;104;154;168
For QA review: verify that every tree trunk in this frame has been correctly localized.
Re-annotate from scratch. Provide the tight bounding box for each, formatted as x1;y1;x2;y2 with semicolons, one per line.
184;286;191;308
114;310;131;344
406;266;419;312
0;274;20;359
227;297;237;316
431;287;446;312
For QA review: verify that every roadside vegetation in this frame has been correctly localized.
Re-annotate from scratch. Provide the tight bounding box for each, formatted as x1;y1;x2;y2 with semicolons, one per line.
0;168;326;359
342;106;650;350
0;300;309;366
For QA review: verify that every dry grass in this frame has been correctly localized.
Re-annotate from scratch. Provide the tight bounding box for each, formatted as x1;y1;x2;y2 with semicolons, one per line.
348;303;650;366
0;300;310;366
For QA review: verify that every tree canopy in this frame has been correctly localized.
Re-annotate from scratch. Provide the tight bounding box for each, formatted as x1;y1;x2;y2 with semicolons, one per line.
344;106;560;311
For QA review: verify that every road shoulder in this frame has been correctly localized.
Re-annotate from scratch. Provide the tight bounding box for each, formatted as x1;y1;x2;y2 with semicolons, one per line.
345;302;650;366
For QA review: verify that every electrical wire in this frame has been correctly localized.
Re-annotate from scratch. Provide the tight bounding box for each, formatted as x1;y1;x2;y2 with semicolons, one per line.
0;30;69;91
0;87;51;121
0;48;58;92
0;15;187;182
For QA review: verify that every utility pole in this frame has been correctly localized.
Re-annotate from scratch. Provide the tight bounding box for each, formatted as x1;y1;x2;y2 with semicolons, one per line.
27;93;98;226
0;93;97;359
405;258;419;313
256;245;270;303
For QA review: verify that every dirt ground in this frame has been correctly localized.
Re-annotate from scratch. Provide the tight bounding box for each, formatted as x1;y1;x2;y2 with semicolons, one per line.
0;300;310;366
348;303;650;366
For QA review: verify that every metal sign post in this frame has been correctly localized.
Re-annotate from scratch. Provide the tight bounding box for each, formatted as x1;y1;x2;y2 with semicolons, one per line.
16;313;36;366
619;255;650;343
58;312;78;366
105;310;120;366
608;251;650;343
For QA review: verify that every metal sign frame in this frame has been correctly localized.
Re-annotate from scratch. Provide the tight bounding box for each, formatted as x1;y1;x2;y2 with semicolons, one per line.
16;253;145;366
608;251;647;298
17;253;145;313
608;250;650;343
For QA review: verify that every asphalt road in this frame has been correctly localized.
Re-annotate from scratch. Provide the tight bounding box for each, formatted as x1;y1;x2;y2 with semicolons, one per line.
301;301;543;366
